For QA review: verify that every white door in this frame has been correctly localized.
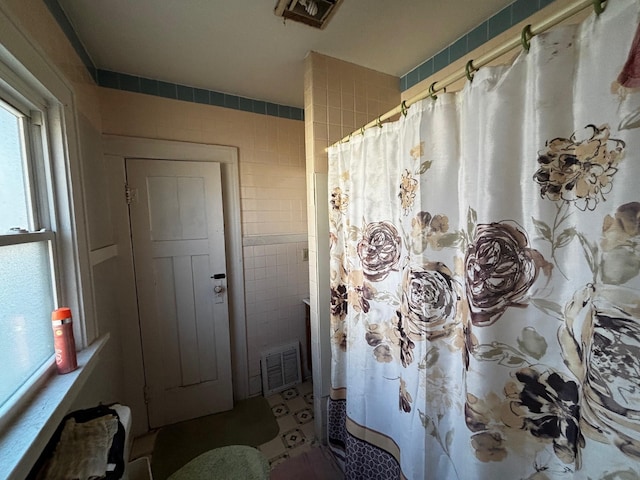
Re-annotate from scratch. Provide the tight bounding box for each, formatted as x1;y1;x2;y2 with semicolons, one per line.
127;159;233;428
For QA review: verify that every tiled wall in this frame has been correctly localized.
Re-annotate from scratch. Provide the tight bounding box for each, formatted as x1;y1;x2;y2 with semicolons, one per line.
304;51;401;441
401;0;557;91
99;87;309;397
244;240;310;395
305;52;400;173
402;0;590;101
99;88;307;238
13;0;311;408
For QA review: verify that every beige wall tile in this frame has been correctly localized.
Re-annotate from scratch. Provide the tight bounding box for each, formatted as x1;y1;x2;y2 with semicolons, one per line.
100;88;307;234
99;88;308;395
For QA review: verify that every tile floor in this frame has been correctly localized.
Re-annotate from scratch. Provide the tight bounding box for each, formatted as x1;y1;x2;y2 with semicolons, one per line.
258;380;317;468
129;380;317;472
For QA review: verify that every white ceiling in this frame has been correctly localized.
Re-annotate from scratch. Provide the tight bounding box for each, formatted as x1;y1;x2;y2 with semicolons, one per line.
57;0;514;108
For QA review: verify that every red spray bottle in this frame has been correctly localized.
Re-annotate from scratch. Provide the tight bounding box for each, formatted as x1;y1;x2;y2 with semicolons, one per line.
51;307;78;374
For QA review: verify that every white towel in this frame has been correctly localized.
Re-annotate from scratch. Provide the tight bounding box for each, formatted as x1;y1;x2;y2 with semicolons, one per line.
40;414;119;480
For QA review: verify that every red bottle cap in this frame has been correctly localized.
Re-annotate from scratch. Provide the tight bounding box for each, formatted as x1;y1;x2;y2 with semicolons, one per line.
52;307;72;321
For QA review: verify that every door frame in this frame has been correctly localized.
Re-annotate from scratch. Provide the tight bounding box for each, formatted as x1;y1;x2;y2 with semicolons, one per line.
103;135;247;433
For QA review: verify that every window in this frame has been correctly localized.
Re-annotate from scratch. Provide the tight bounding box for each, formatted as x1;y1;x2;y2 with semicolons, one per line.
0;93;58;414
0;8;103;477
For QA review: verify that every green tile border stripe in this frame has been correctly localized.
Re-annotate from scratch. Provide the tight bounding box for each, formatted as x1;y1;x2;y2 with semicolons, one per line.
43;0;304;121
43;0;97;82
400;0;556;91
96;70;304;120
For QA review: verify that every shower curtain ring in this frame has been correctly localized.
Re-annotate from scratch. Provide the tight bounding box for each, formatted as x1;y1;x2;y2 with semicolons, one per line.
360;126;365;136
465;59;476;82
429;82;438;100
521;24;533;52
376;116;383;128
400;100;408;117
593;0;606;15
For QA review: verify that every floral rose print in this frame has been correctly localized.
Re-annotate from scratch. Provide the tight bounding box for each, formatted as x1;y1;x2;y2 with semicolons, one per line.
533;124;625;211
517;326;548;360
365;325;385;348
399;169;418;215
560;284;640;459
505;367;584;465
602;202;640;250
347;270;375;314
412;211;442;232
357;221;402;281
399;377;412;413
411;211;450;252
423;213;448;234
465;221;551;327
470;431;508;462
617;21;640;88
332;327;347;352
366;322;399;364
601;202;640;284
400;262;459;341
373;344;392;362
330;284;348;319
396;310;415;367
365;306;436;368
330;187;349;213
462;319;478;371
465;392;509;462
465;392;505;433
410;142;424;159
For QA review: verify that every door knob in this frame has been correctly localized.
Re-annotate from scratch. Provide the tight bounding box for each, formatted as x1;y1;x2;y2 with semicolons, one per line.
214;285;224;294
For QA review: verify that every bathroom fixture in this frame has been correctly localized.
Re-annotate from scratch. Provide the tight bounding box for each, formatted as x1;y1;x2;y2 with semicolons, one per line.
261;342;302;395
274;0;343;29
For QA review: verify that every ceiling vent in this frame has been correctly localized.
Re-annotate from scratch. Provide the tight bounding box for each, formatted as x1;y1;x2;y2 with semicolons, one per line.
274;0;343;29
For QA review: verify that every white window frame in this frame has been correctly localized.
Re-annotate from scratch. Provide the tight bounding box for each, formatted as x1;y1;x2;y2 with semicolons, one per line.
0;40;92;345
0;86;60;420
0;4;106;479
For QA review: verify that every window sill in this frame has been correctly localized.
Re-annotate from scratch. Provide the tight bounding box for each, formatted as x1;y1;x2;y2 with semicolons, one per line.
0;334;109;480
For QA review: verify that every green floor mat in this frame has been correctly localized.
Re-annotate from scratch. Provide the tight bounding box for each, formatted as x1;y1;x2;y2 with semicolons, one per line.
151;396;278;480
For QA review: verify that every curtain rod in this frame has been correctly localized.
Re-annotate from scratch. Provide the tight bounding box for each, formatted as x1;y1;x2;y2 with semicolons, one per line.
329;0;605;148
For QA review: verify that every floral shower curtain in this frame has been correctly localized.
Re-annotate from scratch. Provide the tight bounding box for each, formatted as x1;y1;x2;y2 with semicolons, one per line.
327;1;640;479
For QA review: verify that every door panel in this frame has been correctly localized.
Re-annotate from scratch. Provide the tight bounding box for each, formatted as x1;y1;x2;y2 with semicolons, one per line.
147;176;208;241
127;159;233;428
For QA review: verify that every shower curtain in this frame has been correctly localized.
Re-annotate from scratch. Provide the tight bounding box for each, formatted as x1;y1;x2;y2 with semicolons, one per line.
327;1;640;478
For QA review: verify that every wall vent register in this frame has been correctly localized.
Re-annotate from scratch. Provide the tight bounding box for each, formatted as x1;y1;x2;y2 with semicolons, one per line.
261;342;302;396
